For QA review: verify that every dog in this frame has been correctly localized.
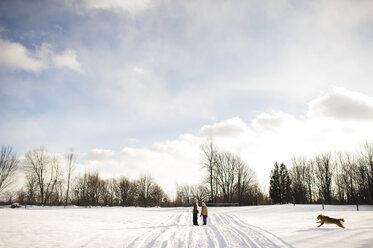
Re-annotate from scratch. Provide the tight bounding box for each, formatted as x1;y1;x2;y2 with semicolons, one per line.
317;214;345;228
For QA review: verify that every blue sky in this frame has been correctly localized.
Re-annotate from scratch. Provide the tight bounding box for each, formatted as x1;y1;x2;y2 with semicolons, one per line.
1;0;373;195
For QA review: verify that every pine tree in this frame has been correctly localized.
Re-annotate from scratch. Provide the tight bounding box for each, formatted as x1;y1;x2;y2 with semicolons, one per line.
270;162;281;204
279;163;292;204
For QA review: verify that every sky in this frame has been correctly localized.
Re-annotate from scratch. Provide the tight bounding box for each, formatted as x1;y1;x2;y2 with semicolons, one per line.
1;0;373;197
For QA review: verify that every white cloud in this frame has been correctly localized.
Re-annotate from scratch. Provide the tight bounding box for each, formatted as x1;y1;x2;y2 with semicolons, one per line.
57;0;373;125
52;49;83;72
82;0;153;14
98;65;217;121
0;39;82;73
0;39;47;72
199;117;247;138
308;87;373;121
86;149;115;161
251;111;297;131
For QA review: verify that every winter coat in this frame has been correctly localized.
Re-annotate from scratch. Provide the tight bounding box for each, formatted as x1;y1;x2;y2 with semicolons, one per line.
201;206;208;216
193;202;199;214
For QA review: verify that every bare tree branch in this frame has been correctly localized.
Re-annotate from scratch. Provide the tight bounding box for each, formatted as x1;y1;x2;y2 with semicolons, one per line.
0;146;19;194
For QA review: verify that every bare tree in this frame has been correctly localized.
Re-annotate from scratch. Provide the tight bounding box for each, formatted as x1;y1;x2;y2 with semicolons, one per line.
64;150;76;207
290;156;308;204
127;180;138;206
284;143;373;205
16;189;26;205
201;140;218;203
25;174;37;205
215;152;239;202
137;174;154;207
73;172;87;206
344;155;358;204
106;178;117;206
244;183;266;205
361;142;373;204
235;161;255;204
72;171;103;206
24;147;61;205
87;171;103;206
356;156;370;204
100;180;109;206
334;152;347;204
0;146;19;194
116;176;138;206
337;152;358;204
118;176;131;206
304;160;314;204
176;184;192;206
49;179;64;205
314;153;334;204
191;185;210;203
151;184;165;206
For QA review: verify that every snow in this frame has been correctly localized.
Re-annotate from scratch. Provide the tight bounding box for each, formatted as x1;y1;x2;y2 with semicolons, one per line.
1;204;373;247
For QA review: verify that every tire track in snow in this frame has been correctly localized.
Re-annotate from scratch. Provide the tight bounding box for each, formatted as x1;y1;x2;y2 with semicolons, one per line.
124;209;293;248
125;209;215;248
125;212;182;248
212;213;259;247
219;213;274;247
204;213;228;247
203;218;222;248
227;214;295;248
160;210;190;248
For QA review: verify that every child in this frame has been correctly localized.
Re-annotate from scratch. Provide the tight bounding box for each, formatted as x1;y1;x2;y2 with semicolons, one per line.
200;202;208;225
193;198;199;226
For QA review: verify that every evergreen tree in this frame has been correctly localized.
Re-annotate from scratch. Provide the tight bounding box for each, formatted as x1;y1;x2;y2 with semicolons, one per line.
270;162;281;204
279;163;292;204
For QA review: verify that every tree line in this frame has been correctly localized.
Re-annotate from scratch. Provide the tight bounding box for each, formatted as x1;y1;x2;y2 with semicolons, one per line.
1;143;267;207
1;146;168;207
2;141;373;207
269;142;373;205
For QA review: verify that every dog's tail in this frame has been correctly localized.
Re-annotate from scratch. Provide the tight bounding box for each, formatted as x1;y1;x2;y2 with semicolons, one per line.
339;218;345;222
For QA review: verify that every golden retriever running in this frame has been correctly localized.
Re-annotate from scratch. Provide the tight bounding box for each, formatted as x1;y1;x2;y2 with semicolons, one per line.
317;214;345;228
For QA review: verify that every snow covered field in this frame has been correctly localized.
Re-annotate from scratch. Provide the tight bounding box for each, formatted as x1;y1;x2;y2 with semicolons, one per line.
1;204;373;248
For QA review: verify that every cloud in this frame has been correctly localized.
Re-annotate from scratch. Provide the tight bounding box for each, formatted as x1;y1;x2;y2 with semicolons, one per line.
308;87;373;121
0;39;47;72
45;0;373;127
251;111;297;131
97;65;217;122
81;0;154;14
52;49;83;72
86;149;115;161
199;117;248;138
0;39;82;72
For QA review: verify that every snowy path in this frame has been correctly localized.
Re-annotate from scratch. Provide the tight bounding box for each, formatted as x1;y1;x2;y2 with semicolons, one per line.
125;208;293;248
